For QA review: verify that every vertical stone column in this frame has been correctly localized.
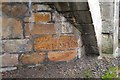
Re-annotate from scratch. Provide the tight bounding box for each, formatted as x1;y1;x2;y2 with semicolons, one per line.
113;0;119;57
100;2;114;56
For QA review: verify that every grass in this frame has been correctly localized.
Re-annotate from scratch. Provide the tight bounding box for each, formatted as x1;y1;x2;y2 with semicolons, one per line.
101;66;120;80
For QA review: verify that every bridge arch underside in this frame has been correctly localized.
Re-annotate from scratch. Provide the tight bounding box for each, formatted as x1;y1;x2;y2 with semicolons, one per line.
52;2;100;56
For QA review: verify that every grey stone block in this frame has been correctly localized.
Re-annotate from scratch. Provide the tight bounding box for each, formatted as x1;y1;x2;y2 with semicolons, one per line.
61;22;73;34
69;2;89;11
119;29;120;39
74;11;93;24
100;2;114;6
2;39;32;53
102;21;114;33
74;24;83;33
82;34;97;46
84;45;99;55
101;34;113;54
52;12;67;22
54;22;73;34
100;5;114;20
62;12;74;18
0;67;17;72
54;2;71;11
32;4;52;11
81;24;95;35
0;53;18;67
66;17;76;24
54;2;89;12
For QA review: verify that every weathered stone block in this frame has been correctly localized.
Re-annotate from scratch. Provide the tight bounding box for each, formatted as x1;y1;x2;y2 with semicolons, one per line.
77;46;85;58
54;2;71;11
102;21;113;33
101;34;113;54
32;4;51;11
84;45;99;55
52;12;67;22
74;24;83;33
61;22;73;34
2;17;23;39
65;17;76;24
0;67;17;72
19;52;45;65
2;3;28;18
25;23;56;38
100;2;114;6
24;12;51;23
54;2;89;11
62;12;74;18
80;24;95;35
2;39;32;53
74;11;93;24
119;29;120;39
34;35;78;51
48;49;77;62
82;35;97;46
73;27;83;47
55;22;73;34
69;2;89;11
100;5;113;20
0;53;18;67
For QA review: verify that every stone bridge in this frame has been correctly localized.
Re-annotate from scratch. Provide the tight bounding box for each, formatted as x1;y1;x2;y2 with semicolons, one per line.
0;0;119;72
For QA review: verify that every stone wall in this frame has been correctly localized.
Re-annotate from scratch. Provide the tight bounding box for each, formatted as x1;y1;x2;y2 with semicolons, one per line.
100;2;114;55
113;0;119;57
0;2;84;68
53;2;99;56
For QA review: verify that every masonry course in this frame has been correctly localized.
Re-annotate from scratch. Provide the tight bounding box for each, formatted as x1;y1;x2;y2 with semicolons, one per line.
1;2;83;67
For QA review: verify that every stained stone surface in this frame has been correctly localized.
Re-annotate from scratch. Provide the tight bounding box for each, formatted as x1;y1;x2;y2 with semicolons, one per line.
101;34;113;54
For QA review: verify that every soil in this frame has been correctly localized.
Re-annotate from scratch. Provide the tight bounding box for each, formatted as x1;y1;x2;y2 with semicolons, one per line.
1;55;120;78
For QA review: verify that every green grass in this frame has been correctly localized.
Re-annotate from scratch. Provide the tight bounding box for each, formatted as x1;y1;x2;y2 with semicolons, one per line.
101;66;120;80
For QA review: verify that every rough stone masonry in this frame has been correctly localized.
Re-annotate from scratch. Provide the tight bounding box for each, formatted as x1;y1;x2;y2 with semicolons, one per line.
0;2;84;67
0;1;119;71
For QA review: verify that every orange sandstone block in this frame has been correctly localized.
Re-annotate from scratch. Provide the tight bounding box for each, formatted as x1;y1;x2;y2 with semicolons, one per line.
34;35;78;51
24;12;51;23
19;52;45;64
48;50;77;62
25;23;56;37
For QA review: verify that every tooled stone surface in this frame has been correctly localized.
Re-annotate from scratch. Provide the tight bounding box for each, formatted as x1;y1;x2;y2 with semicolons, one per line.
2;17;23;39
34;35;78;51
2;39;32;53
19;52;46;65
2;3;28;18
